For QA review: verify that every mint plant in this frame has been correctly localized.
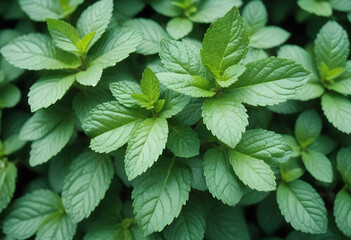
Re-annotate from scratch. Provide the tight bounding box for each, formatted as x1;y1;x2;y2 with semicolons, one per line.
1;0;351;239
298;0;351;17
278;21;351;133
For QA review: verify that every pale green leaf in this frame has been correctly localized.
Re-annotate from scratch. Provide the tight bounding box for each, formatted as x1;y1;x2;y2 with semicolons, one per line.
201;6;248;79
28;74;76;112
321;92;351;134
229;150;276;191
36;213;76;240
159;39;210;79
167;124;199;158
163;197;205;240
240;47;268;65
249;26;290;49
0;162;17;213
297;0;332;16
334;188;351;237
228;57;310;106
277;180;328;234
157;73;215;98
327;61;351;95
82;101;143;153
76;0;113;51
234;129;292;165
242;0;267;34
336;147;351;185
19;0;64;21
203;148;244;206
166;18;193;40
76;64;103;87
189;0;242;23
292;83;324;101
159;89;190;119
278;45;319;82
132;160;190;235
3;189;63;239
90;28;142;69
314;21;350;70
125;118;168;180
280;158;305;183
174;98;203;126
331;0;351;11
140;67;160;104
47;18;80;53
217;64;246;88
109;80;142;108
301;149;333;183
1;34;80;70
202;94;248;148
308;135;335;155
295;110;322;146
62;151;114;223
76;32;95;54
123;18;169;55
148;0;182;17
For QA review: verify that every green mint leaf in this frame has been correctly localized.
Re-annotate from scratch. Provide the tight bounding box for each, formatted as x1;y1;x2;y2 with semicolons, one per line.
292;83;325;101
76;64;103;87
82;101;143;153
203;147;244;206
163;196;205;240
334;188;351;237
62;151;114;223
278;45;319;82
228;57;310;106
241;47;268;65
321;92;351;134
308;135;335;155
1;33;80;70
229;149;276;191
206;205;250;240
0;162;16;213
277;180;328;234
202;94;248;148
20;107;75;166
158;89;191;119
76;32;95;54
73;86;113;123
131;93;154;110
3;189;64;239
249;26;290;49
217;64;246;88
28;74;76;112
331;0;351;11
301;149;333;183
167;124;200;158
280;158;305;183
140;67;160;105
327;61;351;95
90;28;142;69
76;0;113;51
166;18;193;40
314;21;349;71
295;110;322;147
157;73;215;98
298;0;332;16
123;18;169;55
189;0;242;23
132;160;190;235
0;83;21;109
19;0;64;21
242;0;267;34
110;80;143;108
336;147;351;185
47;18;80;53
235;129;292;165
201;6;248;79
159;39;210;79
125;118;168;180
35;212;76;240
